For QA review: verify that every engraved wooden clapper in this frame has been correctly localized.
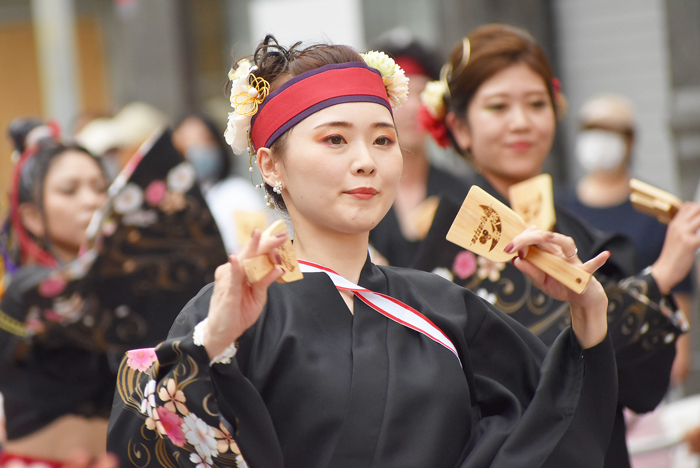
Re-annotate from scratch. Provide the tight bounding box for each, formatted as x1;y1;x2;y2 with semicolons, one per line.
509;174;556;231
234;210;269;250
446;185;591;294
630;178;682;225
242;220;303;284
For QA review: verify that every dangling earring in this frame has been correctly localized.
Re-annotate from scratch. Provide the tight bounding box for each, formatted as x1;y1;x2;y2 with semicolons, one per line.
264;190;274;209
273;181;283;194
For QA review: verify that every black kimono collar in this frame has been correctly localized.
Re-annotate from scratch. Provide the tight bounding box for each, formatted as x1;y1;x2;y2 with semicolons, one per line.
468;172;511;207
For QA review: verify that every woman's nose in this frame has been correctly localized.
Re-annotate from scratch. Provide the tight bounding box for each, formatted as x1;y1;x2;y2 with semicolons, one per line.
353;143;377;175
510;105;531;130
82;187;107;210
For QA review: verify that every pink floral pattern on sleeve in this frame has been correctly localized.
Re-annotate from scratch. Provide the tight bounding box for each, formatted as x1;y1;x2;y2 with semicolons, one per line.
126;347;158;372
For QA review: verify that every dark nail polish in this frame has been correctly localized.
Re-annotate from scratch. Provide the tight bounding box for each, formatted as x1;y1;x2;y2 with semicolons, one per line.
511;258;517;266
504;242;514;254
518;250;524;260
275;253;282;265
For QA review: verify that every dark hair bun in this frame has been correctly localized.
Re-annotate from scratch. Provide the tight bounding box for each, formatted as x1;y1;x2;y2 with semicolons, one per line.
8;118;44;154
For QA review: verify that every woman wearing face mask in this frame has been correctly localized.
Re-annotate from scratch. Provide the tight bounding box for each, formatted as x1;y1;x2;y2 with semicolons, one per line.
409;24;700;468
173;114;265;253
563;94;694;389
0;120;118;464
107;35;618;468
173;114;232;195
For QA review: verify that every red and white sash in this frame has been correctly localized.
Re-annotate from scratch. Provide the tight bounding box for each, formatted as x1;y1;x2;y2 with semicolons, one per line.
298;260;462;367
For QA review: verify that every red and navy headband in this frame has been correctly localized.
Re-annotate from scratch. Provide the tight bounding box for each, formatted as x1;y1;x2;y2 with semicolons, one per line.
250;62;392;150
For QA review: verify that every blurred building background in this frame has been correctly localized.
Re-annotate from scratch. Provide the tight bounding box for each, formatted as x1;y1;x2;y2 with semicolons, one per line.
2;0;699;193
1;0;700;377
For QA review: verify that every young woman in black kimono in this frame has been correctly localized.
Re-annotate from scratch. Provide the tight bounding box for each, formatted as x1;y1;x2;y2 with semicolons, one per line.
107;36;618;468
0;120;118;465
396;24;700;467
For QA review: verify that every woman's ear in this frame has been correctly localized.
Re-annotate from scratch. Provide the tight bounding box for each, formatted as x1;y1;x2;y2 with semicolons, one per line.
18;203;45;239
257;147;282;186
445;112;472;153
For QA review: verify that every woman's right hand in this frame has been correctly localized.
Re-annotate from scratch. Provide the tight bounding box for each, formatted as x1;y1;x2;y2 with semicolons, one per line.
203;228;286;360
651;202;700;295
509;227;611;349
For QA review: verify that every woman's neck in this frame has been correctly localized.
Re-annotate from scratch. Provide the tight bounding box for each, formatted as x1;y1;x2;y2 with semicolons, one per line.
393;151;430;236
50;244;78;265
576;167;630;207
292;222;369;284
400;148;429;185
477;171;524;203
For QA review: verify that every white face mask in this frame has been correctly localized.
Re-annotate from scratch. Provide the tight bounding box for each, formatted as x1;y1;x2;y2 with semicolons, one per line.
575;129;627;173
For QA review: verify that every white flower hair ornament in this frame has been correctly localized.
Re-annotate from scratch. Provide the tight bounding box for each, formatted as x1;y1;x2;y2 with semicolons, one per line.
420;80;448;119
417;79;451;148
360;51;410;109
224;59;270;155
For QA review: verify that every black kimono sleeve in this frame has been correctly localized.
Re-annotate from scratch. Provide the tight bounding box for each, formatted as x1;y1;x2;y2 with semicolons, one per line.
448;292;616;468
0;266;116;440
107;266;617;468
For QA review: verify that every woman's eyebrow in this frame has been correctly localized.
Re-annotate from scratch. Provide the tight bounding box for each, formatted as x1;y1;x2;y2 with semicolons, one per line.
313;121;353;130
373;122;396;129
313;121;396;130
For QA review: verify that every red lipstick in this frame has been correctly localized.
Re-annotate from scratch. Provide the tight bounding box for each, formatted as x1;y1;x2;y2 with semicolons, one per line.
509;141;533;152
345;187;378;200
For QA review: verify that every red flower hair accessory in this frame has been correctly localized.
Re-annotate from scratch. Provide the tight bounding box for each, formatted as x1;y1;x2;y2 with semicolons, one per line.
417;105;451;148
419;80;451;148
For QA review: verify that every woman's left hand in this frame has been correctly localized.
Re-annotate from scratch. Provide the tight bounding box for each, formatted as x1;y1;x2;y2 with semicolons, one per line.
507;226;610;349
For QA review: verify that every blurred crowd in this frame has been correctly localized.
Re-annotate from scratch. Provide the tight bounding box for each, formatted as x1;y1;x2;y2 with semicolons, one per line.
0;22;699;468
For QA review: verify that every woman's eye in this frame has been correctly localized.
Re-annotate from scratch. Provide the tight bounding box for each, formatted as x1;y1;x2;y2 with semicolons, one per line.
324;134;346;145
94;182;108;194
374;136;395;146
530;100;547;109
57;186;78;196
486;103;507;111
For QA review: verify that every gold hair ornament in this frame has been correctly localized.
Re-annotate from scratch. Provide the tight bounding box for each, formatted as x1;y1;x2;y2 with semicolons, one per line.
224;59;269;155
232;75;270;117
440;37;471;98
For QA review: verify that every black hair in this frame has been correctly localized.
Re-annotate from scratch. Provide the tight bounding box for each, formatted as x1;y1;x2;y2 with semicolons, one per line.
3;118;105;266
230;35;363;212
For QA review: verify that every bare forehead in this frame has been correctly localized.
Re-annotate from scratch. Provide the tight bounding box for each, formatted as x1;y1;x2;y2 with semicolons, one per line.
476;63;549;98
46;150;102;180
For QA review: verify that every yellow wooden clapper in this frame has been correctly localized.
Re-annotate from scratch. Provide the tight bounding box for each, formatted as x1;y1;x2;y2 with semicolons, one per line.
234;210;270;250
446;185;590;294
509;174;556;231
242;219;303;284
629;178;682;225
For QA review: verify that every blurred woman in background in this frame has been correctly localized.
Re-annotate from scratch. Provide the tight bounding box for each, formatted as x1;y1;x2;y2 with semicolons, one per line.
369;33;471;267
173;113;265;253
401;23;700;468
0;119;116;465
172;113;233;195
